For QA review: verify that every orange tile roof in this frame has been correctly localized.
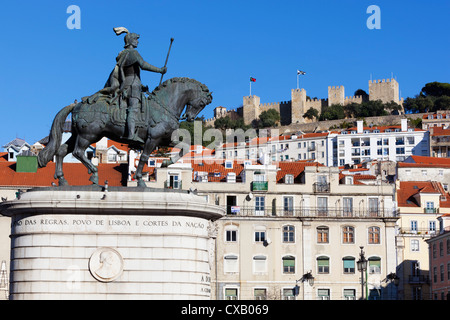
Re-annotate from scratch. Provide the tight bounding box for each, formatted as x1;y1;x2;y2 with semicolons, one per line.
397;181;450;208
276;161;323;183
0;161;127;187
191;160;245;182
398;156;450;168
423;113;450;120
431;126;450;137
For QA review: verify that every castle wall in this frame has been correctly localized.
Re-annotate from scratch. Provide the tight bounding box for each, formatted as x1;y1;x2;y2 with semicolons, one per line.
207;79;404;128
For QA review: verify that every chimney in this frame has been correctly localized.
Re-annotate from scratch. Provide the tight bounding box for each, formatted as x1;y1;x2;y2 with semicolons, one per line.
401;118;407;132
357;120;363;134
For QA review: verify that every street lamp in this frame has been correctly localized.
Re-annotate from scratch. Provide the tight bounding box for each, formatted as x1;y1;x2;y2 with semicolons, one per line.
357;246;367;300
386;272;400;286
294;271;315;299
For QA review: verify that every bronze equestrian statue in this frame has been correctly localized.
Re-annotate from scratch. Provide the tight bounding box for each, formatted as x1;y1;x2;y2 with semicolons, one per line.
37;28;212;187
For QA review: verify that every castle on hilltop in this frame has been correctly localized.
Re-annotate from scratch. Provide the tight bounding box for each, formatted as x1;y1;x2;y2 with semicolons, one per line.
205;78;404;127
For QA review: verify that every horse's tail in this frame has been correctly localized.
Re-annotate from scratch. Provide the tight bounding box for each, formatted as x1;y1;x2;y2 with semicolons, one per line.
37;103;77;168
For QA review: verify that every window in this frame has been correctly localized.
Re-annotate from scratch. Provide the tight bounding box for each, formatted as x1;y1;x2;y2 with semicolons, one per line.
225;288;238;300
283;225;295;243
168;174;180;189
225;160;233;169
254;226;266;243
283;288;295;300
224;255;239;273
285;174;294;184
368;198;378;216
317;226;329;243
343;289;356;300
429;221;436;233
253;255;267;273
255;196;265;216
368;227;380;244
411;220;418;233
317;289;330;300
343;257;355;274
226;229;237;242
283;256;295;274
368;257;381;274
317;197;328;216
317;256;330;274
254;288;267;300
411;239;420;252
343;226;354;244
343;197;353;216
283;196;294;215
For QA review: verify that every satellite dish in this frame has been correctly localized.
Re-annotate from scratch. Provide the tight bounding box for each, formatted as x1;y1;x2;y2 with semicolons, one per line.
247;193;253;201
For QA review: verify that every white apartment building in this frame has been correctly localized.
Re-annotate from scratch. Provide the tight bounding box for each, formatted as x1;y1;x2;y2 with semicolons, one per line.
335;119;429;166
214;119;429;168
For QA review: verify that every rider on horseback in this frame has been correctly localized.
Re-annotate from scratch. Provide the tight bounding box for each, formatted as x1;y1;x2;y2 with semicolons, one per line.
102;27;167;144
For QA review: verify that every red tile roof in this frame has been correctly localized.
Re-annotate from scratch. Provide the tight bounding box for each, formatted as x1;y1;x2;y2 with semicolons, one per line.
431;126;450;137
0;161;127;187
276;161;323;183
397;181;450;208
399;156;450;168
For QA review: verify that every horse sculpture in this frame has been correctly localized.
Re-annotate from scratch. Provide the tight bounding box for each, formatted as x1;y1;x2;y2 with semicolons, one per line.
37;77;212;187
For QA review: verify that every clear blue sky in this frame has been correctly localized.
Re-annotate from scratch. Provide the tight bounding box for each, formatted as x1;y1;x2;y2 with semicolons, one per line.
0;0;449;144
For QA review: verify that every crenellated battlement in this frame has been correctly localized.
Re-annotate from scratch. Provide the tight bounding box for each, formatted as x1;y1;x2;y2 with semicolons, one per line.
220;78;403;127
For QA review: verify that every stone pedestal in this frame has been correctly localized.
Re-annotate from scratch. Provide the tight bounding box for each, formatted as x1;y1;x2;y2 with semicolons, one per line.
0;186;224;300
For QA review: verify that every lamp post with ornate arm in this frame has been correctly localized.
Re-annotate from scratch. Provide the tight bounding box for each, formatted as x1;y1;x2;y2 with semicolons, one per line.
357;246;367;300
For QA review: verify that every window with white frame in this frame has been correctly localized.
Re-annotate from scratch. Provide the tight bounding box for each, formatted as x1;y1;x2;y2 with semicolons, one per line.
225;225;238;242
224;288;238;300
253;255;267;273
224;255;239;273
368;257;381;274
411;239;419;252
282;255;295;274
254;226;266;243
283;225;295;243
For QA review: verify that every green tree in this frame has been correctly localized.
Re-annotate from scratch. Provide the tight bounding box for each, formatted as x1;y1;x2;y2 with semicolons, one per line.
257;108;280;128
303;107;319;120
320;104;345;121
434;96;450;110
403;95;435;113
421;82;450;97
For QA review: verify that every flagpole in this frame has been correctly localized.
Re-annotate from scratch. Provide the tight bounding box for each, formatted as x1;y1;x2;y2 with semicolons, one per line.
297;74;299;90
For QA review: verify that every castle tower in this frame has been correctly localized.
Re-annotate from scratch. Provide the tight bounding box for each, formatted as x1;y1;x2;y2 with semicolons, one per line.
291;88;307;124
369;78;401;105
328;86;345;106
214;106;227;119
243;95;261;125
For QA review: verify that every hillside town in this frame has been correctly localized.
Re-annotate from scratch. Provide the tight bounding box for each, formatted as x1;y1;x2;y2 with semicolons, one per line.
1;80;449;300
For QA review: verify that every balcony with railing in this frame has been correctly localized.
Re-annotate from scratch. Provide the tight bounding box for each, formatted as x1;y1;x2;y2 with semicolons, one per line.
408;275;430;284
224;206;398;219
313;183;330;193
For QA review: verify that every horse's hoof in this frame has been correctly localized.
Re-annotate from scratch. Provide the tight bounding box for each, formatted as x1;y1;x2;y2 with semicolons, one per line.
89;175;99;185
137;180;147;188
58;178;69;186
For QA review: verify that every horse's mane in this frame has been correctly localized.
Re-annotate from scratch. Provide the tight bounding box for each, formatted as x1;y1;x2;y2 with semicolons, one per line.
152;77;210;95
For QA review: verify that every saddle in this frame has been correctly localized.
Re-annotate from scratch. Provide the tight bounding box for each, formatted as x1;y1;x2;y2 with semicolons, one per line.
79;90;175;129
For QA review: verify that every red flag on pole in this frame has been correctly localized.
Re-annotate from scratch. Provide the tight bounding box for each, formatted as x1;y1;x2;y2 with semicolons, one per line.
250;77;256;82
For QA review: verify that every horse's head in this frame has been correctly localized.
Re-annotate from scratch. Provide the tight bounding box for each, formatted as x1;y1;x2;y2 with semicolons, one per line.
181;81;213;122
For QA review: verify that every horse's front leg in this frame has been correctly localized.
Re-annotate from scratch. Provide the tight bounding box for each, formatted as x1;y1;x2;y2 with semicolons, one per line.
135;137;160;188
